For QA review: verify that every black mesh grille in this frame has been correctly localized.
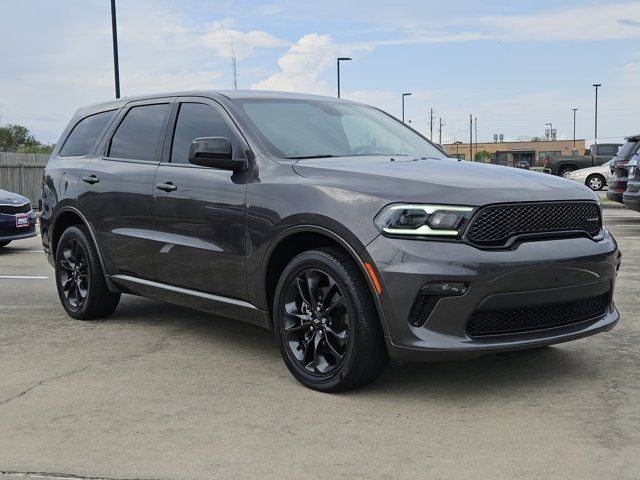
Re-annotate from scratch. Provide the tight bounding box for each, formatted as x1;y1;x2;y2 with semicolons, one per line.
0;223;36;236
0;202;31;215
466;202;601;247
466;294;609;337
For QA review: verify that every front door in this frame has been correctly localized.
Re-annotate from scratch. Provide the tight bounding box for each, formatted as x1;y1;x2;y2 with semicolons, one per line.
151;99;249;300
79;100;171;279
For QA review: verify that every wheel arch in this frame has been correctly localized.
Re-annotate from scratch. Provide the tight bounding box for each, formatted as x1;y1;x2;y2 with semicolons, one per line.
261;225;388;335
51;206;121;292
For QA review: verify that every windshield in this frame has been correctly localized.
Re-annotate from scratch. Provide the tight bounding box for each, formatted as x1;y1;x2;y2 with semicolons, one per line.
613;140;639;161
235;99;445;159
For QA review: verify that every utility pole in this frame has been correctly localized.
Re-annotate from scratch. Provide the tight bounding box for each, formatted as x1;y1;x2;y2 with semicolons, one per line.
429;108;434;141
336;57;352;98
593;84;602;148
474;117;478;159
572;108;578;151
469;115;473;161
438;117;444;144
110;0;121;99
231;39;238;89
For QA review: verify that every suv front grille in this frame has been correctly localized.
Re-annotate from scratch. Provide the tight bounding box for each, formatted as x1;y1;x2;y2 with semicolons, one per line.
466;202;601;247
0;202;31;215
466;293;609;338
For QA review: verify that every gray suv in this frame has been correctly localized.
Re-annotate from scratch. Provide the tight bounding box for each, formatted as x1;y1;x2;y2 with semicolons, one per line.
41;91;621;391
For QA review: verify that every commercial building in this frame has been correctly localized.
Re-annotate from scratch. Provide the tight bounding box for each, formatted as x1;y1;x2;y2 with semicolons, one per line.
443;139;587;167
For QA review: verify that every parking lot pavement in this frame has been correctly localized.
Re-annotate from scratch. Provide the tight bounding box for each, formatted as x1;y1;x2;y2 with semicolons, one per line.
1;209;639;480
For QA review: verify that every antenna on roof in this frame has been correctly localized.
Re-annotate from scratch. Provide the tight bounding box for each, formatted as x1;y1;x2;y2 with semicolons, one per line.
231;38;238;90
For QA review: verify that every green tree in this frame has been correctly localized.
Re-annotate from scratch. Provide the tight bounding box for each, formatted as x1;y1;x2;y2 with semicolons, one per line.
474;150;491;162
0;124;54;153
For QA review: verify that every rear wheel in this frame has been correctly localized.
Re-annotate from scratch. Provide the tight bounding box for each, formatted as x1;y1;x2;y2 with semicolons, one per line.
0;240;10;248
560;167;575;178
273;248;387;392
55;225;120;320
586;174;605;191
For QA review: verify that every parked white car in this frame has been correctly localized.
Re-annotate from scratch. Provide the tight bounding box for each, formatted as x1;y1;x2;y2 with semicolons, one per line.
565;159;613;190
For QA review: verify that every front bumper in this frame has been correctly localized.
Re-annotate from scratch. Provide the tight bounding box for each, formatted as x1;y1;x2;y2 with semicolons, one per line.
367;231;620;361
0;213;37;242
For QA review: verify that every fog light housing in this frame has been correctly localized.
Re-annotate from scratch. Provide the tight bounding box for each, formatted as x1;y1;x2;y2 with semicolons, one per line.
420;281;469;295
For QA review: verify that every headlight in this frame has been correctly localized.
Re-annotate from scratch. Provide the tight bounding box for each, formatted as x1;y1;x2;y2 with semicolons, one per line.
374;204;475;237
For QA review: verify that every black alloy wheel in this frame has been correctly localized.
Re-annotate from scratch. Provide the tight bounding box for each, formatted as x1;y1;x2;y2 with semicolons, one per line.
273;248;387;392
282;268;350;375
55;225;121;320
58;237;89;309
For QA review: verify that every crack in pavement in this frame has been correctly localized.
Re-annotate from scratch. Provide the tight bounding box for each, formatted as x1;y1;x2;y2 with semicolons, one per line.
0;471;160;480
0;366;90;408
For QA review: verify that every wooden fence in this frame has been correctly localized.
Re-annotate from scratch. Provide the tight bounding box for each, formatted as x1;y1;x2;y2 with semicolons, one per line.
0;152;50;208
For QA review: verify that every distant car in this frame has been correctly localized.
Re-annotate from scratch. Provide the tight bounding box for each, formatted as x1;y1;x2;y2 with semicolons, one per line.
622;152;640;212
543;143;621;177
607;135;640;203
514;160;530;170
0;189;37;248
565;159;613;191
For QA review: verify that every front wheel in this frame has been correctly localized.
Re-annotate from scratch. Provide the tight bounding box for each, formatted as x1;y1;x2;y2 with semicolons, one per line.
273;248;387;392
586;174;605;191
55;225;121;320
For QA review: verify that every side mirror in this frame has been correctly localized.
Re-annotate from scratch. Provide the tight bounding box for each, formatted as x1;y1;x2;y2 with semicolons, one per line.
188;137;246;171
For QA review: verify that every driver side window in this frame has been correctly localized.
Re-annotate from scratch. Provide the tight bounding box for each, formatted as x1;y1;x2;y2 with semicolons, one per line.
171;103;237;164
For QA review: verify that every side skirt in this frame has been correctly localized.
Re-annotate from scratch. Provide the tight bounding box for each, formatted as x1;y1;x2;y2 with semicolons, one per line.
109;274;272;330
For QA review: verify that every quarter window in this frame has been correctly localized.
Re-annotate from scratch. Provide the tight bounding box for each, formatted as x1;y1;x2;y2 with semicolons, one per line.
171;103;236;164
59;110;116;157
109;104;169;161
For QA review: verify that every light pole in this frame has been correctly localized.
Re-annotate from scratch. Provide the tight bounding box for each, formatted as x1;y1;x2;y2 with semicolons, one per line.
455;141;462;161
572;108;578;151
593;84;602;148
546;122;553;140
110;0;120;99
402;93;411;122
336;57;351;98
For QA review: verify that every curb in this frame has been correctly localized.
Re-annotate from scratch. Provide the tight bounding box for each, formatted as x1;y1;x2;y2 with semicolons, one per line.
601;201;626;209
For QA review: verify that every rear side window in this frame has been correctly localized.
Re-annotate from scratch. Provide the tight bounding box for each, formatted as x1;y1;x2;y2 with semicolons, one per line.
170;103;236;164
59;110;116;157
109;104;169;161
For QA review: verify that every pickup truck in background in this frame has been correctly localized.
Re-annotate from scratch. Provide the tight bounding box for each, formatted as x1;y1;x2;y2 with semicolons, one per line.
543;143;621;177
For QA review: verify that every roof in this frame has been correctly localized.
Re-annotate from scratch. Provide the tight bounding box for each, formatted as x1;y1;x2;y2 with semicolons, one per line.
75;90;353;117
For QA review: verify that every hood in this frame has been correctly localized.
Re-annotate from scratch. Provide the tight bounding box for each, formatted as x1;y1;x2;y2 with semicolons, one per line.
293;156;598;206
0;189;29;205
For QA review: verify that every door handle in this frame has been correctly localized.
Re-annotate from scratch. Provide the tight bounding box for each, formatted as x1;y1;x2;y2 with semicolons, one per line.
82;175;99;184
155;182;177;192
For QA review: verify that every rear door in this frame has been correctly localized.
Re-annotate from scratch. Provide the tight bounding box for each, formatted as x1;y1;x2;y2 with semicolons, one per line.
79;98;172;279
151;98;249;299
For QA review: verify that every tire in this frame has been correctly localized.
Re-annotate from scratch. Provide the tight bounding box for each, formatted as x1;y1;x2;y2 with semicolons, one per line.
55;225;120;320
560;167;575;178
273;248;387;392
0;240;10;248
586;174;605;191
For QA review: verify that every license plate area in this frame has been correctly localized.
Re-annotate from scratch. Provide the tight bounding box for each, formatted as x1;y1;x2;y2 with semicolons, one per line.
15;214;29;228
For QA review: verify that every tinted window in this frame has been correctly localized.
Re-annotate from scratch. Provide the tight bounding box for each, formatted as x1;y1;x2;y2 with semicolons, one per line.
599;144;619;157
171;103;236;163
109;104;169;160
60;110;116;157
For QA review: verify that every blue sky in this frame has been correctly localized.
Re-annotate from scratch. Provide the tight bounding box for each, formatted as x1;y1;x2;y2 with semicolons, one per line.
1;0;639;145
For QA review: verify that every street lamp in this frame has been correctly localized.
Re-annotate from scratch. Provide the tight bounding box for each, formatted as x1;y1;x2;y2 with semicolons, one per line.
546;122;553;140
455;141;463;161
593;84;602;148
572;108;578;151
110;0;120;99
402;93;412;122
336;57;352;98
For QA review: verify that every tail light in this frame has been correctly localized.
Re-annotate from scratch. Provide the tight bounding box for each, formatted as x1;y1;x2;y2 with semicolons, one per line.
543;156;550;168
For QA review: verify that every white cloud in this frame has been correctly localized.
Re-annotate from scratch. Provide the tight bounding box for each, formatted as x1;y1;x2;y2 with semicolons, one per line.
201;21;289;60
252;33;370;94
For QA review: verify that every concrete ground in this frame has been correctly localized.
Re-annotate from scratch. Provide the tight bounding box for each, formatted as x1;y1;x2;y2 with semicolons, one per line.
0;208;639;480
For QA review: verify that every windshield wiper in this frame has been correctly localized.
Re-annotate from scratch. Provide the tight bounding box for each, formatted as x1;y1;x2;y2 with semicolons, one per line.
285;154;338;159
